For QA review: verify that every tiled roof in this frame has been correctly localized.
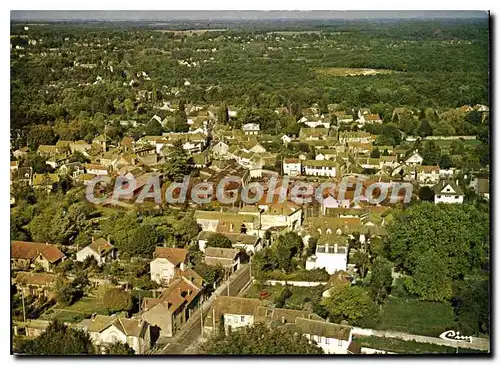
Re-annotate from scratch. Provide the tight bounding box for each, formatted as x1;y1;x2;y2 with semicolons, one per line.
205;247;240;260
15;272;58;286
87;238;114;256
153;247;188;266
293;317;352;341
11;241;65;263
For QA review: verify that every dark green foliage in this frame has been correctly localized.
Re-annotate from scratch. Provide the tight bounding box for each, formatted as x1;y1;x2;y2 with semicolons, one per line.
206;233;233;248
104;342;135;355
102;288;133;314
201;322;323;354
369;257;393;304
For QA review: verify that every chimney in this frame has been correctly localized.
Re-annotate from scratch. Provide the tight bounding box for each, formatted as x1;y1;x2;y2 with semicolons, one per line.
334;244;338;253
325;243;329;253
281;316;286;324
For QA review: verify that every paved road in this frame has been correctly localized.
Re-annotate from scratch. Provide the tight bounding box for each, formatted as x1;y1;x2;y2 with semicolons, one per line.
158;263;251;354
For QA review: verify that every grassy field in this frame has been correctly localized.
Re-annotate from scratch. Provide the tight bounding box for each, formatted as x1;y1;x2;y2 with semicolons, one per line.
244;284;324;311
353;336;486;354
40;290;109;323
376;296;456;337
315;67;396;77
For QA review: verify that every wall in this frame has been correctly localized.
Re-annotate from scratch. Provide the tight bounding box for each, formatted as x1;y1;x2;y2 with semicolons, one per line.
254;279;328;287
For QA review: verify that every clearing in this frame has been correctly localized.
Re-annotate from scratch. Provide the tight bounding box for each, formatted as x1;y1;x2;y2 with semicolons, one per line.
315;67;397;77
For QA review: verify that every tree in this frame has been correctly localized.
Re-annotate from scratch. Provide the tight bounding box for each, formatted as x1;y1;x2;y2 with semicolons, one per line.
450;139;465;155
218;103;229;124
206;233;233;248
352;251;370;278
324;285;373;325
418;186;434;201
369;257;393;304
193;262;224;288
416;119;433;137
15;321;95;355
144;118;163;136
453;279;489;335
162;140;193;181
385;203;489;301
421;140;441;165
370;147;381;158
439;154;453;169
102;288;133;314
127;225;159;258
201;322;323;354
26;125;56;149
104;342;135;355
54;277;74;306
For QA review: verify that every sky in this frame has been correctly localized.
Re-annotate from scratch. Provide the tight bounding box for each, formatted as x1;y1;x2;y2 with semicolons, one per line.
10;10;489;22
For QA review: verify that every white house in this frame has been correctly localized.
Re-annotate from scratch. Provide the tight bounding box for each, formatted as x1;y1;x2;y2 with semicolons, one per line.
242;123;260;135
281;135;293;145
359;113;382;125
76;238;116;266
433;180;464;205
304;119;331;129
76;315;151;354
294;317;353;354
85;163;108;176
283;158;302;176
260;203;303;232
302;160;337;177
414;165;440;185
405;151;424;166
150;247;189;285
306;243;348;274
334;111;354;124
204;247;241;273
197;231;262;254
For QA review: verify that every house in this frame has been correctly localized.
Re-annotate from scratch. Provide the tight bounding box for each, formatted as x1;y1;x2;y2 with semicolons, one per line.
197;231;262;254
58;162;85;178
13;146;29;159
69;140;92;155
76;238;116;266
14;272;58;299
306;240;348;275
474;177;489;200
204;296;261;335
333;111;354;124
92;134;110;151
302;160;338;177
242;123;260;135
360;113;382;125
150;247;189;285
404;150;424;166
260;202;303;232
212;141;230;158
36;145;59;157
304;119;331;129
281;135;293;144
32;173;60;193
292;318;353;354
141;276;202;339
357;108;371;120
415;165;440;185
283;158;302;176
432;180;464;205
194;211;261;235
299;128;328;140
204;247;241;273
11;241;66;272
338;131;372;144
85;163;108;176
76;315;151;354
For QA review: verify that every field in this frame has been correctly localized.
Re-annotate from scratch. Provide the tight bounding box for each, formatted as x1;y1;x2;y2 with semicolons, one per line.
315;67;397;77
352;336;486;354
376;296;456;337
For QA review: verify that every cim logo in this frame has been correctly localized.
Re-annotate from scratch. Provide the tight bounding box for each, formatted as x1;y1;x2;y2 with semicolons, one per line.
439;330;473;343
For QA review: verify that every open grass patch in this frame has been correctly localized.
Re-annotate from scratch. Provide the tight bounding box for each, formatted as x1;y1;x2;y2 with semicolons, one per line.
376;296;456;337
314;67;397;77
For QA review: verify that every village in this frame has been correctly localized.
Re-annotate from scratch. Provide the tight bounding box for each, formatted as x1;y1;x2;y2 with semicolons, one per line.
10;100;490;355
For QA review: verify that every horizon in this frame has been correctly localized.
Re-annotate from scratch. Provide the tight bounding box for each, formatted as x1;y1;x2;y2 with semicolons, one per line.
11;10;489;22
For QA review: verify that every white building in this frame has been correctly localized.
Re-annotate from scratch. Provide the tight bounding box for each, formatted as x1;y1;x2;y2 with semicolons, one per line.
302;160;337;177
150;247;189;284
242;123;260;135
260;203;303;232
306;243;348;274
433;180;464;204
197;231;262;254
415;165;440;185
283;158;302;176
76;315;151;354
294;317;353;354
85;164;108;176
405;151;424;166
76;238;116;266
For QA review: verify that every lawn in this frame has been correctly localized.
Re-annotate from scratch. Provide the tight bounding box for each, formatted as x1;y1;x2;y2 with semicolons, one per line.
40;293;109;323
315;67;396;77
353;335;486;354
376;296;456;337
243;284;325;311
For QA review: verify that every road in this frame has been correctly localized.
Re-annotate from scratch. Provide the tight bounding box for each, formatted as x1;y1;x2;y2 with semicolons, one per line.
158;263;251;354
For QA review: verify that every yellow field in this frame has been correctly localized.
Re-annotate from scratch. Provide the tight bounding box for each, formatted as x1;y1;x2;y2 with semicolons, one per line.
315;67;396;77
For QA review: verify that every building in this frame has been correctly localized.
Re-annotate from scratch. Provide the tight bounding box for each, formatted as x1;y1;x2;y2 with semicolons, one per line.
242;123;260;135
76;238;116;266
292;318;353;354
141;276;202;338
405;151;424;166
150;247;189;285
204;296;261;335
75;315;151;354
85;163;108;176
260;202;303;232
11;241;66;272
474;177;490;200
204;247;241;273
14;272;58;299
197;231;262;254
283;158;302;176
415;165;440;185
359;113;382;125
433;180;464;204
302;160;338;177
306;241;348;275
